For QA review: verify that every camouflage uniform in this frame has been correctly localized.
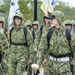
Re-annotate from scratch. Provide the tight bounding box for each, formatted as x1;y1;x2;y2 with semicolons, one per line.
38;10;75;75
8;13;33;75
71;20;75;73
0;26;9;75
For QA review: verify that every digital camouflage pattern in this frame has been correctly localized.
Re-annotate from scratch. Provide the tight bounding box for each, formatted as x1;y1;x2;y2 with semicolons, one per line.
8;12;33;75
71;20;75;73
0;27;9;75
38;10;75;75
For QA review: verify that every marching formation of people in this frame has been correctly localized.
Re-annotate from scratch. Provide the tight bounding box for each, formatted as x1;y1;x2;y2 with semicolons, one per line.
0;10;75;75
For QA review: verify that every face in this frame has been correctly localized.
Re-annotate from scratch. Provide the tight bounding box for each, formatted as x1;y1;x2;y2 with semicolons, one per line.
32;24;38;30
14;17;22;26
0;21;4;28
49;18;60;28
27;25;31;30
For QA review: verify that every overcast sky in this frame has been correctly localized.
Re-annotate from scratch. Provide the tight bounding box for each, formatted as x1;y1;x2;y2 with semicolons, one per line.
57;0;75;7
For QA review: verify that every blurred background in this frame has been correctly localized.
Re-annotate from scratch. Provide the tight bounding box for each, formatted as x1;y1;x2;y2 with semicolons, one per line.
0;0;75;27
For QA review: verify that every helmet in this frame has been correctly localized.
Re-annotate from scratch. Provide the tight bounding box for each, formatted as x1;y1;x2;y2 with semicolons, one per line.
47;10;64;25
24;20;32;26
13;12;23;20
13;12;24;24
64;20;73;26
32;21;39;26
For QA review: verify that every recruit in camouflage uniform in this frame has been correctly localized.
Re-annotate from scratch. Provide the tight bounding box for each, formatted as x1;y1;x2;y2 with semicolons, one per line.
24;20;35;74
8;12;33;75
0;17;9;75
33;16;50;52
38;10;75;75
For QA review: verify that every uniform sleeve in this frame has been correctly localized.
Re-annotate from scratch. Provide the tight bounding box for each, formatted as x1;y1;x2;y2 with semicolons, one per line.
71;31;75;52
26;28;33;60
37;32;48;65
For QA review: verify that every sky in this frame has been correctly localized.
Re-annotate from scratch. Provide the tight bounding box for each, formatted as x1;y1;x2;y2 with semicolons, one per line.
58;0;75;7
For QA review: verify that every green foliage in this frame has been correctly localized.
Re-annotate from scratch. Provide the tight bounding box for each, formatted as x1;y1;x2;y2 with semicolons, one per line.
54;4;75;20
19;1;33;22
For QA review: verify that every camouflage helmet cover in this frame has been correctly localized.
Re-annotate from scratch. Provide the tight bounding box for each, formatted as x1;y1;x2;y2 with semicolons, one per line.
32;21;39;26
13;12;23;20
64;20;73;26
13;12;24;24
24;20;32;26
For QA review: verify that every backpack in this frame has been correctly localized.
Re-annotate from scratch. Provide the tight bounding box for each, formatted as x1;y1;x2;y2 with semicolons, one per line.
47;28;71;49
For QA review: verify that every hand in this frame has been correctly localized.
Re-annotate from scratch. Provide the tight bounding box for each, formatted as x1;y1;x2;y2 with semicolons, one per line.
34;48;37;53
43;59;46;65
28;59;32;65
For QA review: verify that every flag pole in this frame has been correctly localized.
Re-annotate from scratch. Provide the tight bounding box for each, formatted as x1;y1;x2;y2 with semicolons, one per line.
34;0;37;21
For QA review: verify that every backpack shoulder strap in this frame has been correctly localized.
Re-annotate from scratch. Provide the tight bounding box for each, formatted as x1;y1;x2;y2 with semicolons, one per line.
66;28;71;41
40;25;44;31
40;25;44;35
32;30;35;42
47;28;53;49
10;27;14;43
23;26;27;39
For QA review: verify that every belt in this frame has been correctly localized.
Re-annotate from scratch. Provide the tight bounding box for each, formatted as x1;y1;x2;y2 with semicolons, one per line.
49;55;69;62
11;42;28;46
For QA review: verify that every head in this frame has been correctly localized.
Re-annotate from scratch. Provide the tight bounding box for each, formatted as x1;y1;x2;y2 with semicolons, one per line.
32;21;39;30
47;10;64;28
24;20;32;30
0;17;5;28
13;12;23;26
64;20;73;30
